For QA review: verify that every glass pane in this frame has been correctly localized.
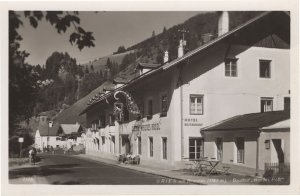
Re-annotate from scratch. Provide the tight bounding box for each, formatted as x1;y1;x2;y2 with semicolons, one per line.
189;153;195;159
189;147;195;152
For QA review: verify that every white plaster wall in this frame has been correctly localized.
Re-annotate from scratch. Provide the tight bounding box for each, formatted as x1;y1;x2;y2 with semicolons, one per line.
181;45;290;159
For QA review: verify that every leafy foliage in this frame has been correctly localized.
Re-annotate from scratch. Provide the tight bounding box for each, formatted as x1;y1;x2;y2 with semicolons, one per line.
113;46;126;54
9;11;96;139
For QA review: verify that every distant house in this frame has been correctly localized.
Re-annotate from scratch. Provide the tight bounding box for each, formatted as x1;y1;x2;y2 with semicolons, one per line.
58;123;84;137
57;123;85;148
34;122;60;151
201;110;290;175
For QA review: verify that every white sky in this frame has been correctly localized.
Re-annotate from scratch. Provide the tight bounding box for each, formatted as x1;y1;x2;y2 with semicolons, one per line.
17;11;201;65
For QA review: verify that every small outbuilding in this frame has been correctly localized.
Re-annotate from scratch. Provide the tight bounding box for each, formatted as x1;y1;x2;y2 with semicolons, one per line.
201;110;290;175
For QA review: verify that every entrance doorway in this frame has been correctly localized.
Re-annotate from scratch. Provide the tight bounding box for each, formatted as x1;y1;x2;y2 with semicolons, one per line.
121;135;131;154
272;139;284;163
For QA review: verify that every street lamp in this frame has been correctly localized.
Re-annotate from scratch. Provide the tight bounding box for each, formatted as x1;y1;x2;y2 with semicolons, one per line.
48;121;53;151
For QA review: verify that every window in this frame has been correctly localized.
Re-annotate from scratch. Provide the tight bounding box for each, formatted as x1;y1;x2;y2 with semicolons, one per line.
225;58;238;77
162;137;167;160
100;115;106;128
123;107;129;122
216;138;223;161
265;140;270;149
261;97;273;112
101;136;106;152
149;137;153;157
259;60;271;78
147;99;153;118
284;97;290;110
190;95;203;115
91;120;98;130
189;138;204;160
137;136;142;155
160;94;168;116
110;136;115;153
236;137;245;163
109;114;115;126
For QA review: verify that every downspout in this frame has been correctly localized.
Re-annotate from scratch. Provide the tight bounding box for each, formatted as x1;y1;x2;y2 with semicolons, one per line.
180;69;184;160
256;129;261;176
177;62;185;160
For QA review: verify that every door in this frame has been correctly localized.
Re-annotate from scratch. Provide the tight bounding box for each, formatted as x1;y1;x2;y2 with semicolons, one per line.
216;138;223;161
272;139;284;163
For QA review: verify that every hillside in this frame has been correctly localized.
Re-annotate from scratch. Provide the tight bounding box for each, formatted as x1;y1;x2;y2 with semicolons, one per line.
81;50;134;73
40;11;264;127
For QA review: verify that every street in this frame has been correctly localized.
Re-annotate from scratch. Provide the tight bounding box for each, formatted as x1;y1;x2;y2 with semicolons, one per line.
9;154;192;185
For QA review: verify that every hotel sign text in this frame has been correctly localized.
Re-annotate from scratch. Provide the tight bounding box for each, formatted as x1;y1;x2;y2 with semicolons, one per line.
183;118;203;127
133;123;160;131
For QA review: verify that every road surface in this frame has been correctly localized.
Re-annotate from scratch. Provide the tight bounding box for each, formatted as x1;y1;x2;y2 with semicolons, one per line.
9;154;192;185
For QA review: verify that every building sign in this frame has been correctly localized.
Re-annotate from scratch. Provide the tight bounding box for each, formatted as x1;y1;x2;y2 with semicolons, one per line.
183;118;203;126
133;123;160;132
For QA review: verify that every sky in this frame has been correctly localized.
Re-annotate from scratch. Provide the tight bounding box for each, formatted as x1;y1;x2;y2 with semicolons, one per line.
17;11;201;66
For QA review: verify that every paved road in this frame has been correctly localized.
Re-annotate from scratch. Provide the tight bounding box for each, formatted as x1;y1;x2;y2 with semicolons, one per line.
9;154;191;185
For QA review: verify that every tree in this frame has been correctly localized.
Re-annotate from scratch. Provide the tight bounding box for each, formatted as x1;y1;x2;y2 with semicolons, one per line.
85;66;89;74
77;64;84;78
163;26;167;34
90;64;94;72
9;11;95;138
152;30;156;37
114;46;126;54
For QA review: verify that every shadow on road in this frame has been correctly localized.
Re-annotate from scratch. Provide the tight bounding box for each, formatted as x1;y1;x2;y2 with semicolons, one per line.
9;164;79;179
52;180;89;185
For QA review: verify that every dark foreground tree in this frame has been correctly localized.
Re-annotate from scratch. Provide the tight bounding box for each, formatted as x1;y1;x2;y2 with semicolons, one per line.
9;11;96;139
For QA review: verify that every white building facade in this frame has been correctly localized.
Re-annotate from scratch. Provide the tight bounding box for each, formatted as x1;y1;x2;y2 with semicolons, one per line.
82;11;290;172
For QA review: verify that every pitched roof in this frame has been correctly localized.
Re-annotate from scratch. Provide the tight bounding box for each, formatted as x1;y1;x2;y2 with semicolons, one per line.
37;122;60;136
202;110;290;131
163;11;289;70
261;119;290;130
54;81;114;127
60;124;82;135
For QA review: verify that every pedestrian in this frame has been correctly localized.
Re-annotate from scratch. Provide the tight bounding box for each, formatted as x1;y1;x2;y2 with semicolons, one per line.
32;147;37;165
28;148;33;164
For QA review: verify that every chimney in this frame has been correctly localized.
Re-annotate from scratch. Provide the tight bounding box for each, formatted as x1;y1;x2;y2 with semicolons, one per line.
163;51;169;63
178;40;184;58
218;11;229;36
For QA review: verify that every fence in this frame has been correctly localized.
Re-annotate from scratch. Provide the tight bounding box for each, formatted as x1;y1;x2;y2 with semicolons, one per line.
265;162;290;174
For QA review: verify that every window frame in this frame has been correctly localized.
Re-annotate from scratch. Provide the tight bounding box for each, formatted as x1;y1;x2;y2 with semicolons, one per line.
162;137;167;160
260;97;273;112
160;93;168;117
188;137;204;160
137;136;142;155
146;98;153;119
149;137;154;158
225;58;238;77
109;113;115;126
189;94;204;115
259;59;272;78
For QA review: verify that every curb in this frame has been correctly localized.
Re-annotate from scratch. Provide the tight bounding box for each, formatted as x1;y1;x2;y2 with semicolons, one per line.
74;154;204;185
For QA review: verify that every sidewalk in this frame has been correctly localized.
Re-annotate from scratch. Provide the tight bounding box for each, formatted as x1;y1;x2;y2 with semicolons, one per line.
75;154;262;185
9;158;48;184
